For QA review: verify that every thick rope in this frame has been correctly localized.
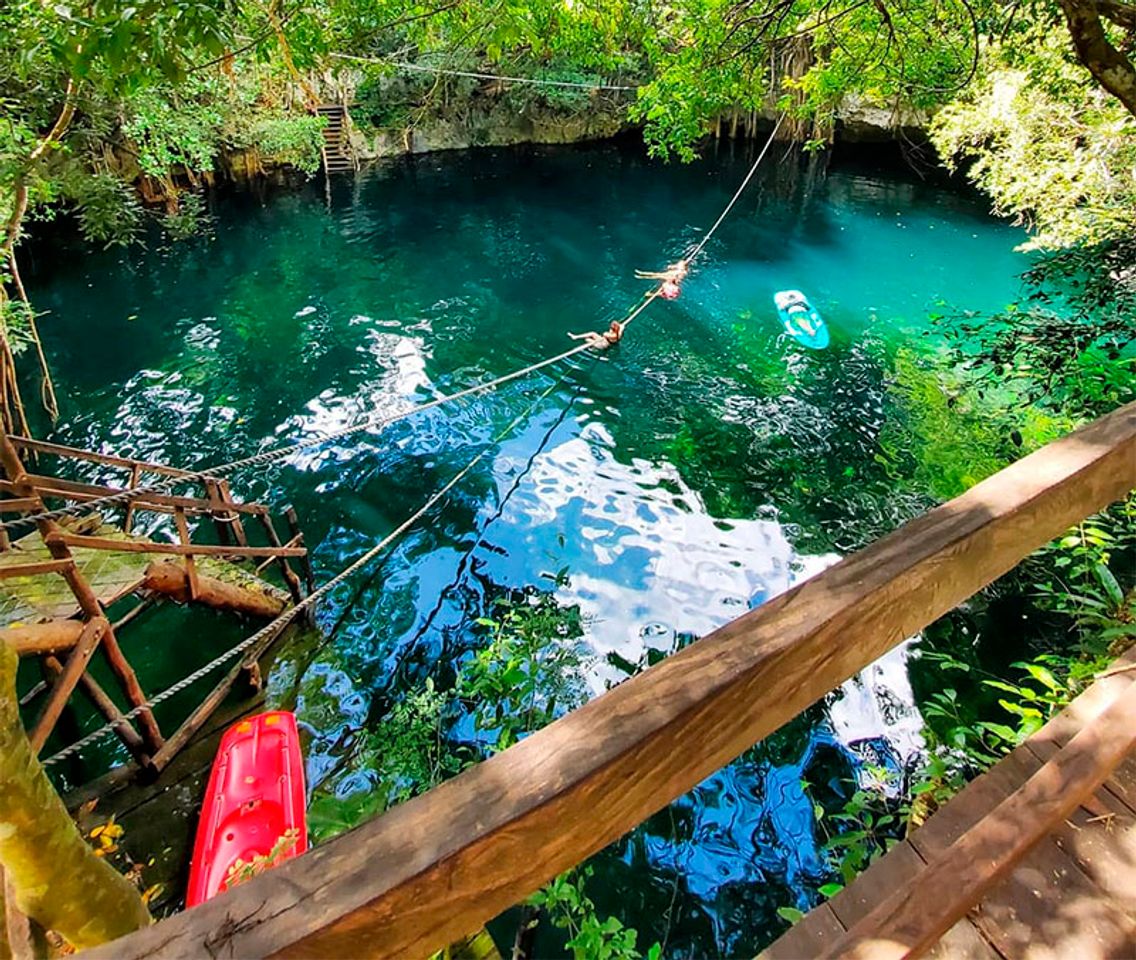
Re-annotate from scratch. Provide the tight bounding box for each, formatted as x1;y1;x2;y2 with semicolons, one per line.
329;53;636;91
41;381;563;767
686;113;785;263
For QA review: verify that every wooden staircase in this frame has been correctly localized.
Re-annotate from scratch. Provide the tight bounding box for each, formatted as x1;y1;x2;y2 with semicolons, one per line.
316;104;354;175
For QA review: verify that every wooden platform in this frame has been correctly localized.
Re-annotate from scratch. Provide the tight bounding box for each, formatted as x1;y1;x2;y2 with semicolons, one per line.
0;524;161;626
760;649;1136;960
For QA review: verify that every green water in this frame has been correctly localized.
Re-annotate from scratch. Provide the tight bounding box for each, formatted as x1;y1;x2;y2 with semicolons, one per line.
24;139;1031;955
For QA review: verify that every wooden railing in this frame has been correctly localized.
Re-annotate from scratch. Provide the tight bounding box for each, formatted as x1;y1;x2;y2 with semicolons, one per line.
83;402;1136;960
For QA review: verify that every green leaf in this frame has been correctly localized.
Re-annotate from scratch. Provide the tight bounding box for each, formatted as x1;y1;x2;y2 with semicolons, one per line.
776;907;805;924
1093;563;1124;608
819;882;844;898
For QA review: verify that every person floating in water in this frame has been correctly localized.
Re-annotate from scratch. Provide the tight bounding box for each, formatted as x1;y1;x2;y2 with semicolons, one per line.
636;259;688;300
569;320;624;350
785;301;817;337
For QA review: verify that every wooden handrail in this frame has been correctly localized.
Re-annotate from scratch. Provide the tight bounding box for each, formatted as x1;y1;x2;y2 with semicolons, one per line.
9;436;200;480
0;474;269;518
45;532;307;560
82;402;1136;960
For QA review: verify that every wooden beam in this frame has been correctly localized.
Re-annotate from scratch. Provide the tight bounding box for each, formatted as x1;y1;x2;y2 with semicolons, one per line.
1;620;85;656
0;497;43;513
0;558;74;580
28;617;107;751
79;402;1136;960
46;532;307;559
173;508;199;601
3;474;267;518
149;621;289;773
818;687;1136;960
9;436;198;480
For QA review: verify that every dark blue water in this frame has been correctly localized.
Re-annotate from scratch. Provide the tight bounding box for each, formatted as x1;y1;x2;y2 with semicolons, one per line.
24;138;1030;954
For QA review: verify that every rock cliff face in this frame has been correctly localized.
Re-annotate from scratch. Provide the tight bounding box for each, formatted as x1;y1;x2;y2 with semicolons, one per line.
350;96;633;159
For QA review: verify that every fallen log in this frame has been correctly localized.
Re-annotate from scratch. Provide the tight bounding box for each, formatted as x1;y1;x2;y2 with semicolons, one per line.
1;621;84;657
141;562;287;618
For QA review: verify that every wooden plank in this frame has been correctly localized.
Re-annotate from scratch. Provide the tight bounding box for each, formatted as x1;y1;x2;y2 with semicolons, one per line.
818;687;1136;960
826;840;926;929
80;403;1136;960
0;497;43;513
9;436;197;479
1046;787;1136;918
173;508;199;601
924;921;1003;960
761;903;845;959
28;617;106;750
47;532;307;559
3;475;266;517
0;558;74;579
910;748;1041;860
971;837;1136;960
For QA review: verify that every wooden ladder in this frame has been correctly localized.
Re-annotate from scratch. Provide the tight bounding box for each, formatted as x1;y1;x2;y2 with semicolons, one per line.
316;104;354;175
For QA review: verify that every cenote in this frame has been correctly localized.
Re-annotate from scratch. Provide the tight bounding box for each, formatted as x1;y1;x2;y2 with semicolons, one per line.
26;137;1037;956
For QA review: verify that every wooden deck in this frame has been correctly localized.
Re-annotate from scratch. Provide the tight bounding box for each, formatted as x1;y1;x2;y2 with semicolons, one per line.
0;523;162;626
761;648;1136;960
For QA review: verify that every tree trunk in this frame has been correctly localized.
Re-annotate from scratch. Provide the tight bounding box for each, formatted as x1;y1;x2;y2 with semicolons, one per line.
1058;0;1136;117
142;560;288;618
0;641;150;949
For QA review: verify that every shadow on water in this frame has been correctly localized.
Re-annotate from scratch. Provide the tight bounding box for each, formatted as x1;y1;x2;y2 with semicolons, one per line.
22;137;1032;952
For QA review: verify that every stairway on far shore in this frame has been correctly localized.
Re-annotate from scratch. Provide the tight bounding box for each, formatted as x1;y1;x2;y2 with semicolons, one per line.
316;104;354;175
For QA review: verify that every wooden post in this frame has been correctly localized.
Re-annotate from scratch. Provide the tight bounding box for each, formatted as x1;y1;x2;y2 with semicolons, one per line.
122;464;141;535
216;479;248;547
257;513;304;606
204;478;234;547
173;508;198;601
284;506;315;595
28;618;107;751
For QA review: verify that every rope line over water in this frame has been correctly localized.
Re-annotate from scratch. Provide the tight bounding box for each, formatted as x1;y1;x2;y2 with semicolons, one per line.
1;345;592;533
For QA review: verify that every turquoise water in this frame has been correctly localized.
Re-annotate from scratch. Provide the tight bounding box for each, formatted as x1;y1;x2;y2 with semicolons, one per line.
24;139;1030;954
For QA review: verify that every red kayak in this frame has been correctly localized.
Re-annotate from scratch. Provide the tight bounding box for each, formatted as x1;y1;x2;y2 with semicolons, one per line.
186;710;308;907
